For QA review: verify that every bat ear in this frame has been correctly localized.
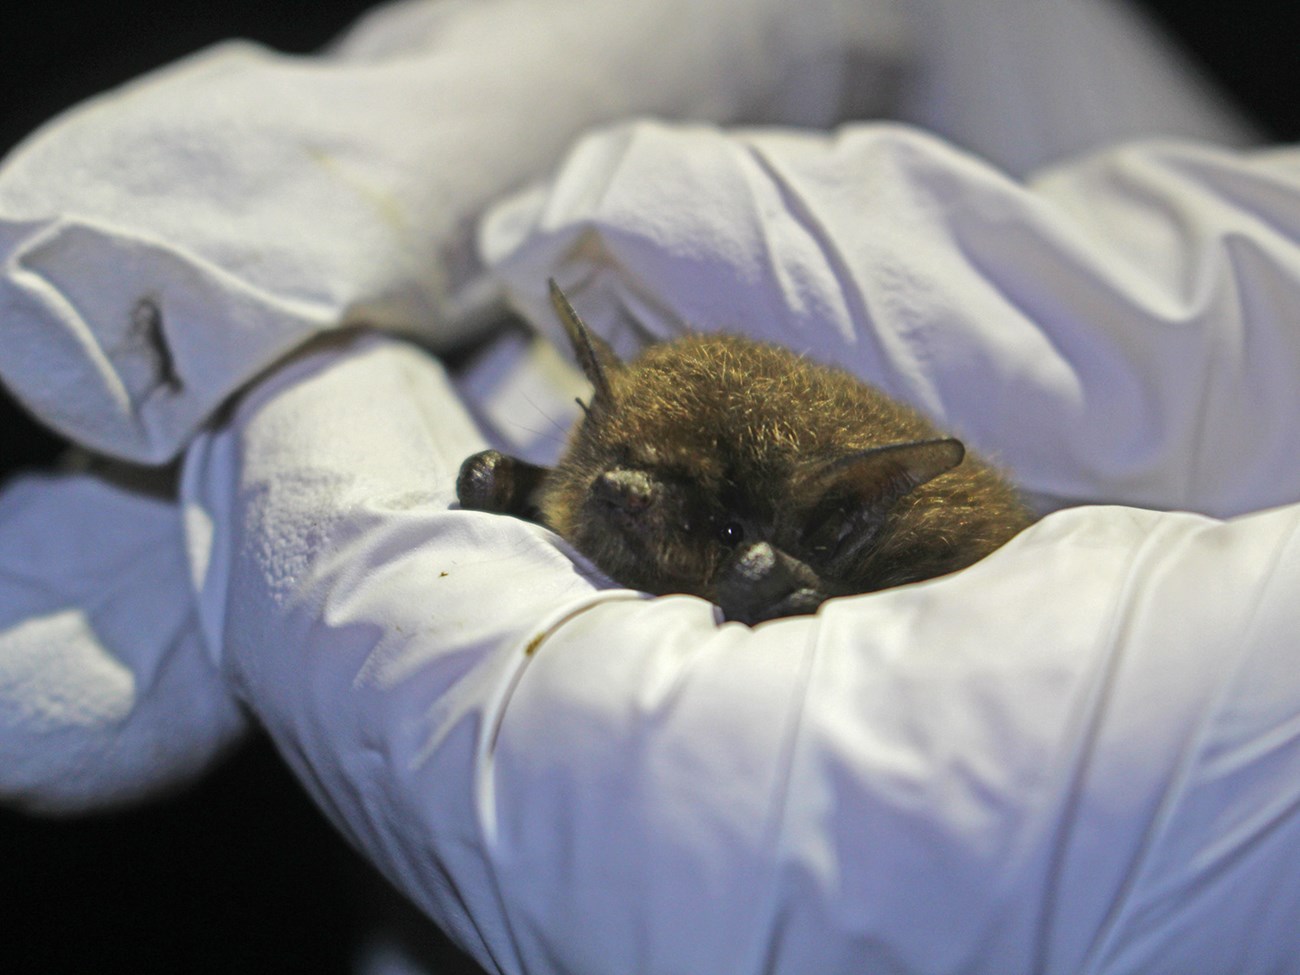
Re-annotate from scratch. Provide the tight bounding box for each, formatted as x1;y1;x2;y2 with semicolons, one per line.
549;279;619;403
821;438;965;504
801;438;965;562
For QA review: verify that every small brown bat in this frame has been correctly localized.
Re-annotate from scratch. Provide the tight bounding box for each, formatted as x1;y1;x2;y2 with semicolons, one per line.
457;281;1035;624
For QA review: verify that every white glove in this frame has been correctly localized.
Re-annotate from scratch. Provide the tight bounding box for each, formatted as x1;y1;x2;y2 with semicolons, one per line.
7;3;1294;973
0;0;857;813
180;116;1300;972
484;121;1300;517
0;0;1250;465
0;466;244;812
0;0;852;464
185;326;1300;974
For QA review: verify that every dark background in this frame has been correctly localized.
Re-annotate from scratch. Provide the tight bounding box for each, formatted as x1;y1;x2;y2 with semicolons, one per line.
1;2;1296;972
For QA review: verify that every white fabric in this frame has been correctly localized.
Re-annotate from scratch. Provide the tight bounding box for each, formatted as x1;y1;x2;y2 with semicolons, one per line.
0;0;851;464
0;468;244;812
2;0;1295;972
0;0;861;812
465;122;1300;971
482;122;1300;519
187;326;1300;973
0;0;1250;465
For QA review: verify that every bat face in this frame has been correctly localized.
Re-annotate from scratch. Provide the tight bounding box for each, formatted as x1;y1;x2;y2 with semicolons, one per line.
539;385;791;603
542;376;974;620
458;282;1034;624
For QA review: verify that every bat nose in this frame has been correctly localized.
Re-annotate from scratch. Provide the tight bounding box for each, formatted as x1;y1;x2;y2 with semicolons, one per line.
592;468;657;512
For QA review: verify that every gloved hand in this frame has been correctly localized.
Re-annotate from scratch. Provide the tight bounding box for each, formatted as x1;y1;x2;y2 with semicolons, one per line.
181;112;1300;973
185;324;1300;974
6;2;1292;973
0;0;862;813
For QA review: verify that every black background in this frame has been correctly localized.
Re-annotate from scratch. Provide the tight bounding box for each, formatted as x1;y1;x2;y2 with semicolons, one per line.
1;2;1297;972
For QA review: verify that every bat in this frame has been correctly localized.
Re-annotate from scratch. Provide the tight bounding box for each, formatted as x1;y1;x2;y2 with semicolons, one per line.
457;281;1034;624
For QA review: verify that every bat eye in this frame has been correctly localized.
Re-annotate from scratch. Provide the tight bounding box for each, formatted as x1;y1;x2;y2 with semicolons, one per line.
717;521;745;546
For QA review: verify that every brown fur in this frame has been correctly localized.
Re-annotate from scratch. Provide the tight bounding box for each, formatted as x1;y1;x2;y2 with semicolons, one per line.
458;282;1036;623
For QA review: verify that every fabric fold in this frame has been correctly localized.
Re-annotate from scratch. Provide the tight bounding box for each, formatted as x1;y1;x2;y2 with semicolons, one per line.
0;469;246;812
0;0;852;462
